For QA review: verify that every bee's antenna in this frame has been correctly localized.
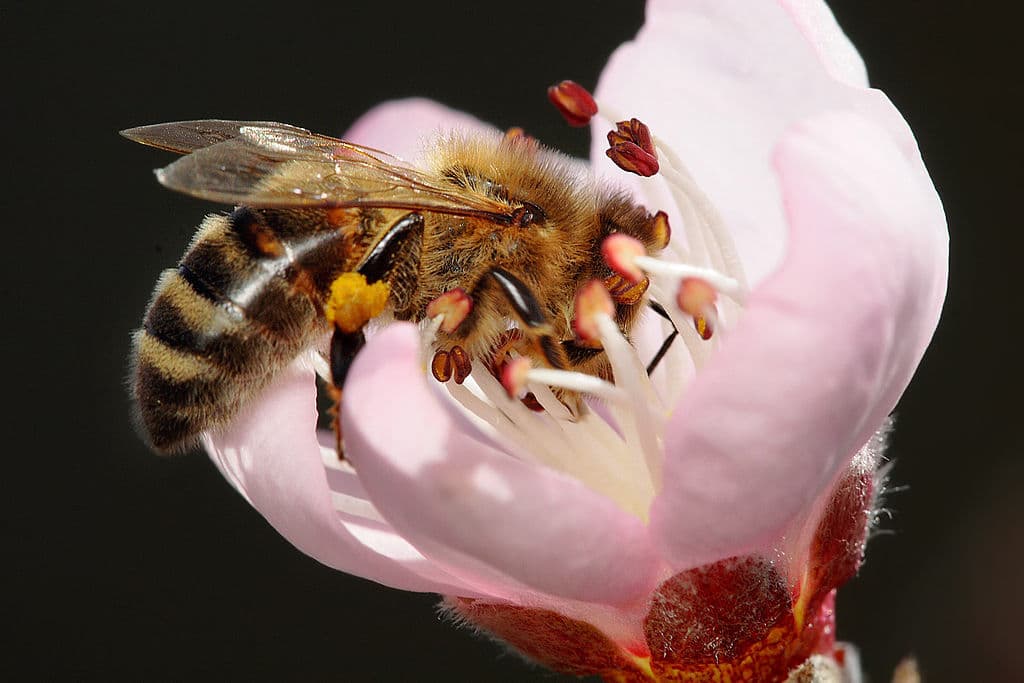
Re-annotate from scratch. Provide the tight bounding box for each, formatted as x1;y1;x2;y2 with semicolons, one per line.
646;300;679;376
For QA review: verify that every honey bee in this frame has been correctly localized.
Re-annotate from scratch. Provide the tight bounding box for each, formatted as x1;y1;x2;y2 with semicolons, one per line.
125;120;670;454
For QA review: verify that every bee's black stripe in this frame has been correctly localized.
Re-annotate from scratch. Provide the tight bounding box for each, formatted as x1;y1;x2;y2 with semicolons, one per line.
135;360;227;412
177;262;225;305
179;241;239;304
136;407;200;454
143;295;202;352
141;301;273;375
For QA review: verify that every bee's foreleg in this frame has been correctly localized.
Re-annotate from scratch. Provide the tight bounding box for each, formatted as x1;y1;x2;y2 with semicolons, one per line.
486;267;569;370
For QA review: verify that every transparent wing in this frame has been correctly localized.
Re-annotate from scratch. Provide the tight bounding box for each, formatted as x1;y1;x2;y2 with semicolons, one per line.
122;120;514;220
120;120;313;154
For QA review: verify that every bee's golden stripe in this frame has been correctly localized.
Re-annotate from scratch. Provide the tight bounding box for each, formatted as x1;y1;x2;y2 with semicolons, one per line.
134;332;220;384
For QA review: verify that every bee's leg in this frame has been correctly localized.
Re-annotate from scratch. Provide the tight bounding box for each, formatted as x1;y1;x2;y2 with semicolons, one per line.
486;267;569;370
357;213;424;288
323;275;387;460
603;273;649;306
324;212;424;458
325;327;365;459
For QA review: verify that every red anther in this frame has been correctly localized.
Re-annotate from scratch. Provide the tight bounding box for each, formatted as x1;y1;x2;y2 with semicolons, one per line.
520;393;545;412
606;142;659;177
431;350;452;382
572;280;615;347
450;345;472;384
501;356;531;398
607;118;655;157
650;210;672;250
601;233;647;284
426;288;473;334
547;80;598;127
693;313;714;340
679;277;717;342
676;277;717;317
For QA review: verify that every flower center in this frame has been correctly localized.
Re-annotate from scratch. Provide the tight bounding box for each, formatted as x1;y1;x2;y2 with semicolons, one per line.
410;105;751;523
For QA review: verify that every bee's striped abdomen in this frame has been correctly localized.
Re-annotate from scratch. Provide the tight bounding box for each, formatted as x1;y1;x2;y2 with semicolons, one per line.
131;207;351;452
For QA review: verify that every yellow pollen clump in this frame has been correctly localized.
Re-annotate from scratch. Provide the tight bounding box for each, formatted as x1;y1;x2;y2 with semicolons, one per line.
325;272;390;333
694;315;712;340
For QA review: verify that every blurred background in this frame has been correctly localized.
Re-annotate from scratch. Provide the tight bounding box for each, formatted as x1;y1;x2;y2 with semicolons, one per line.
4;1;1017;680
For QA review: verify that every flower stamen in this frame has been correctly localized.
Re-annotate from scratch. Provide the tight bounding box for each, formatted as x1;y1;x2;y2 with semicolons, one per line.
677;277;719;342
437;347;656;516
595;313;664;488
650;210;672;251
426;288;473;334
602;234;647;284
572;280;615;347
431;349;452;383
607;118;656;157
547;80;598;127
635;257;744;301
652;136;748;290
500;356;532;398
606;142;659;177
606;118;660;177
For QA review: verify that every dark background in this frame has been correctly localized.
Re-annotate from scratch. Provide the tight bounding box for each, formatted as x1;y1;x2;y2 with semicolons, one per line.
4;2;1018;681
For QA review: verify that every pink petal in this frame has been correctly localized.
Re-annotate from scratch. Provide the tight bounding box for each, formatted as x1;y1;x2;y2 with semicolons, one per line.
203;357;481;597
776;0;869;87
342;324;663;606
343;97;497;161
592;0;869;282
651;110;947;569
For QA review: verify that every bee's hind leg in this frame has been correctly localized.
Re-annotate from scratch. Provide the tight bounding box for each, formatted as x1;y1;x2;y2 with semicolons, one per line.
322;272;387;459
325;325;367;460
322;212;424;459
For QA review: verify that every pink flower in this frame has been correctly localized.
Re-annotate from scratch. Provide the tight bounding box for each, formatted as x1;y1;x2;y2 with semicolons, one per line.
202;0;947;680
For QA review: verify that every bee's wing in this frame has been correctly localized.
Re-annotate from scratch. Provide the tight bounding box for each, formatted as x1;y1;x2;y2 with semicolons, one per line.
125;121;515;220
121;120;314;155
